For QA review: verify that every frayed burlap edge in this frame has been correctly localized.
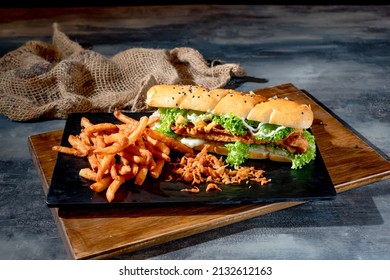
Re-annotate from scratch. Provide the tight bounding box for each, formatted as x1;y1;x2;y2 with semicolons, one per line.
0;23;246;121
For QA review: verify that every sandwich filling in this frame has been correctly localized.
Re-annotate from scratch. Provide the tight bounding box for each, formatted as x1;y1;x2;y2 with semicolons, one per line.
151;107;316;169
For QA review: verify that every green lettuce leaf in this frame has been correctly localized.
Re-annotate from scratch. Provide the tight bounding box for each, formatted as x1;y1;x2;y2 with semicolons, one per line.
225;130;316;169
225;141;250;166
289;130;316;169
266;130;316;169
254;123;294;141
213;114;249;136
155;108;186;138
155;108;316;169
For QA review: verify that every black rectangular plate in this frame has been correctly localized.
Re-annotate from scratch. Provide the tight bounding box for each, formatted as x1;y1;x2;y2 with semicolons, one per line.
46;112;336;208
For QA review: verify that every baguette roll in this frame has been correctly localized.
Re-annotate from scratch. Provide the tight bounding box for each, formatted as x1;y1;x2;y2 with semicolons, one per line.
180;88;230;111
192;142;290;162
194;142;271;160
212;93;260;118
246;98;313;129
145;84;316;169
146;84;188;108
146;85;313;129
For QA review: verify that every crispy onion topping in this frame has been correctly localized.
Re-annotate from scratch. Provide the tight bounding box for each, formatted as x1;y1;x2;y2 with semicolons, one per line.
171;144;271;192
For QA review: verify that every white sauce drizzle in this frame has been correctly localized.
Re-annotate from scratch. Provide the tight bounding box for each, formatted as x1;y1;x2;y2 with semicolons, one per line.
241;118;287;138
180;138;207;148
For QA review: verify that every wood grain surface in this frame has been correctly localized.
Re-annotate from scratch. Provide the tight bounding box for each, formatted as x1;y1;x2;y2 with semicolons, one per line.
28;83;390;259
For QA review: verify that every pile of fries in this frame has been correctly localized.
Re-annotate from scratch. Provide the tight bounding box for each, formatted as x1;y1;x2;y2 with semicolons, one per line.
52;109;194;202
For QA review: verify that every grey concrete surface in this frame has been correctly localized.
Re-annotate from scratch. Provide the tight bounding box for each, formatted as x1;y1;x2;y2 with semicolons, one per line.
0;5;389;260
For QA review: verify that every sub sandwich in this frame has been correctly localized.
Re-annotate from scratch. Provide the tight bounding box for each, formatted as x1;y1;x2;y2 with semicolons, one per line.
145;84;316;169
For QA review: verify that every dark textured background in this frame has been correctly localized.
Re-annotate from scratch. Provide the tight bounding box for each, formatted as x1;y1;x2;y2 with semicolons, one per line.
0;5;389;259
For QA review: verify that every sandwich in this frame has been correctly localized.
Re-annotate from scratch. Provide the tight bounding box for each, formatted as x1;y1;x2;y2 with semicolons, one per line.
145;84;316;169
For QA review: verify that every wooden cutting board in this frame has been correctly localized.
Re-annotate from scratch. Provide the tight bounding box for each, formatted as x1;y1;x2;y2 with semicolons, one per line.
28;83;390;259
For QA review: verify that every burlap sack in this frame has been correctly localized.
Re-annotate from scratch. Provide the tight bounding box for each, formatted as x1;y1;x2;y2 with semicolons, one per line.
0;23;246;121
